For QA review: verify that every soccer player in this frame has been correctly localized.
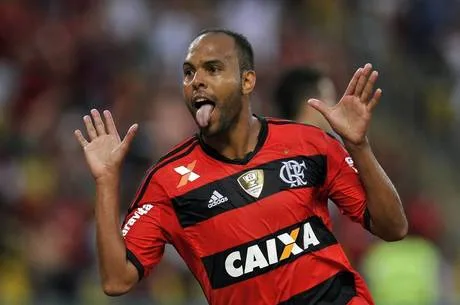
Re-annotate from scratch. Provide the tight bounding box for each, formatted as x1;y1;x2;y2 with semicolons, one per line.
74;29;408;304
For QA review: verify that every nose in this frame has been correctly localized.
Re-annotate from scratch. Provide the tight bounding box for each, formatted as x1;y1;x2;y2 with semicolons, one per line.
191;69;207;90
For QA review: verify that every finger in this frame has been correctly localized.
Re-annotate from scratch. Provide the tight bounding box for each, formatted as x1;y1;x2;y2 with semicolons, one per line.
120;124;139;152
307;99;331;119
91;109;107;136
360;70;379;102
344;68;362;96
83;115;97;140
103;110;121;142
367;88;382;111
74;129;89;148
354;63;373;97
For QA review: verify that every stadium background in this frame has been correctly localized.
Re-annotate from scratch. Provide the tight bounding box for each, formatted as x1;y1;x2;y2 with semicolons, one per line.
0;0;459;304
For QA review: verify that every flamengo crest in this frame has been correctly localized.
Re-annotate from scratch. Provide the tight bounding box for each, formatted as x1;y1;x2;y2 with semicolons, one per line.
279;160;308;187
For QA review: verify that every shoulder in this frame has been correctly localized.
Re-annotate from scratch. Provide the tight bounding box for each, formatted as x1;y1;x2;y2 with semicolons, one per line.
137;135;200;189
127;135;200;212
265;116;341;147
266;117;328;135
149;135;200;177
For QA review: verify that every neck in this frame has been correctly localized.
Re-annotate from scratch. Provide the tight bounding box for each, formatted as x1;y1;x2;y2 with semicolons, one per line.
202;106;261;160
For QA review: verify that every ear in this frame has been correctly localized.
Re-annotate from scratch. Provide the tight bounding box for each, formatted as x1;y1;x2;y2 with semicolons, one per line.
241;70;256;95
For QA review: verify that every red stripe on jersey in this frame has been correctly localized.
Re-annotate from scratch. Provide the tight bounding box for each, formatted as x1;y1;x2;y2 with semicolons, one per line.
126;136;198;212
123;116;374;304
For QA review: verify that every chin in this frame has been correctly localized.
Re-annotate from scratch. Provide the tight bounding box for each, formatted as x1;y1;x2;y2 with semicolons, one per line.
200;125;217;137
200;122;224;138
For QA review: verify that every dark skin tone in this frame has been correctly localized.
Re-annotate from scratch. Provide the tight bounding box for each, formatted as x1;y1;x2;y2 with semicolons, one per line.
74;33;407;297
182;33;259;159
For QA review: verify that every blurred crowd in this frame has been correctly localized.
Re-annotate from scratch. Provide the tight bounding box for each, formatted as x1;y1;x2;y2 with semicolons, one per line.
0;0;459;304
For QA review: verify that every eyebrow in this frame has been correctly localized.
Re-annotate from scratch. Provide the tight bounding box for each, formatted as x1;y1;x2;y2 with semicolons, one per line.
183;59;224;69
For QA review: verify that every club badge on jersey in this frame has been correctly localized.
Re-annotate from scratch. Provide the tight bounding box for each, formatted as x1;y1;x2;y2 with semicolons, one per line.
237;169;264;198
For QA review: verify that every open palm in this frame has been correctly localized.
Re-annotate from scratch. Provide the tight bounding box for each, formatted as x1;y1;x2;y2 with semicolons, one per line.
74;109;138;180
308;63;381;145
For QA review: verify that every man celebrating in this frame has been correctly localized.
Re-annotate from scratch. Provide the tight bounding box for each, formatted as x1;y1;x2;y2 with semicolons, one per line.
74;29;407;304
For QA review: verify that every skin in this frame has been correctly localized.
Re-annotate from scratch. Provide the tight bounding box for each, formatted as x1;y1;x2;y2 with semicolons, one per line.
74;32;407;296
308;63;408;241
182;33;259;159
296;76;337;133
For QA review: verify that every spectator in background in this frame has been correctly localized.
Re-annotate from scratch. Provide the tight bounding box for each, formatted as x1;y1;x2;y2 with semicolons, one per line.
274;67;336;133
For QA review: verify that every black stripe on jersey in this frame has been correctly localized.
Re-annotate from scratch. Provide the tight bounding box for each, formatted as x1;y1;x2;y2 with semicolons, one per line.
157;136;198;165
202;216;337;289
171;155;326;228
126;249;145;281
278;271;356;304
127;140;199;214
364;207;372;232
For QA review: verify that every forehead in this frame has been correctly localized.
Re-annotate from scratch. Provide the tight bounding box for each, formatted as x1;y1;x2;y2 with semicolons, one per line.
185;33;238;64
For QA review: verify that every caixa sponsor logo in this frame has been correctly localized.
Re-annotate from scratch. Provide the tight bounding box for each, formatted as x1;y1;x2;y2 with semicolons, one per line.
122;204;154;237
202;216;337;289
225;222;320;278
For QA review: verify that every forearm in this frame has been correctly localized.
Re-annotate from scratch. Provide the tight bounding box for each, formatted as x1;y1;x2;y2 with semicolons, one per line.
95;175;137;295
345;139;408;241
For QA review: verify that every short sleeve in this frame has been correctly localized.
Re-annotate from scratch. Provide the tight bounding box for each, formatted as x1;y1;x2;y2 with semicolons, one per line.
122;175;169;280
324;135;371;231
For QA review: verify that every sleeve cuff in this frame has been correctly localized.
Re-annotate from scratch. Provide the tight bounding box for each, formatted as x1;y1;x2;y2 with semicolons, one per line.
126;249;145;281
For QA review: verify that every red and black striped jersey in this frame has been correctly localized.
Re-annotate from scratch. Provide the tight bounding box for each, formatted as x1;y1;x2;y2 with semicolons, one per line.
122;116;375;305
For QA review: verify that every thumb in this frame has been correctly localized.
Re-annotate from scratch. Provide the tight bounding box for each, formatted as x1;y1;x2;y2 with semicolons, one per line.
307;99;330;118
120;124;138;152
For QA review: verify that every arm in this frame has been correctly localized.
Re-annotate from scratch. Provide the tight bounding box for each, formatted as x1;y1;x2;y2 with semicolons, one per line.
95;174;139;295
75;109;139;295
309;63;408;241
345;140;407;241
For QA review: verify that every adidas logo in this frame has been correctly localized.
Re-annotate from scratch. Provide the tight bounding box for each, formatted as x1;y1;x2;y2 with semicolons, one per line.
208;190;229;208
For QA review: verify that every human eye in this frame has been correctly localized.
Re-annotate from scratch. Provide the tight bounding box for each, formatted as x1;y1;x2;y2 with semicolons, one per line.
207;64;221;75
183;67;195;82
183;68;194;77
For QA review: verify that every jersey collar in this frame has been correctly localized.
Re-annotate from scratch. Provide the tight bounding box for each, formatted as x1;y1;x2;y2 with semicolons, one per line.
197;114;268;165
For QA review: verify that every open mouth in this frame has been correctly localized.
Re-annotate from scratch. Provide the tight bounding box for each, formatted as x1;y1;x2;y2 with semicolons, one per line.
193;97;216;110
193;96;216;128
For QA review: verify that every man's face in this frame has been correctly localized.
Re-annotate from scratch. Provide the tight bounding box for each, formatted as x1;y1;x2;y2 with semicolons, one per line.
182;33;243;137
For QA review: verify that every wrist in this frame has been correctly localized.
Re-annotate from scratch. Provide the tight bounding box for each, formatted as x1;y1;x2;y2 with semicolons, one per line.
95;172;121;187
343;137;371;153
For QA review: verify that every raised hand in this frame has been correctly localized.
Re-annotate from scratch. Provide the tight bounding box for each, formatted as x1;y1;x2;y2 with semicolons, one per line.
308;63;381;146
74;109;138;180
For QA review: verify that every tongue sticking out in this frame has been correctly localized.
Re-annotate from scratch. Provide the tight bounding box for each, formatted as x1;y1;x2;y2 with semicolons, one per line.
196;104;214;128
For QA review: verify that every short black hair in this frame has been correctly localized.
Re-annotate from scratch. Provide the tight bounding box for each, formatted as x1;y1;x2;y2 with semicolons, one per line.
194;28;255;72
274;68;323;120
